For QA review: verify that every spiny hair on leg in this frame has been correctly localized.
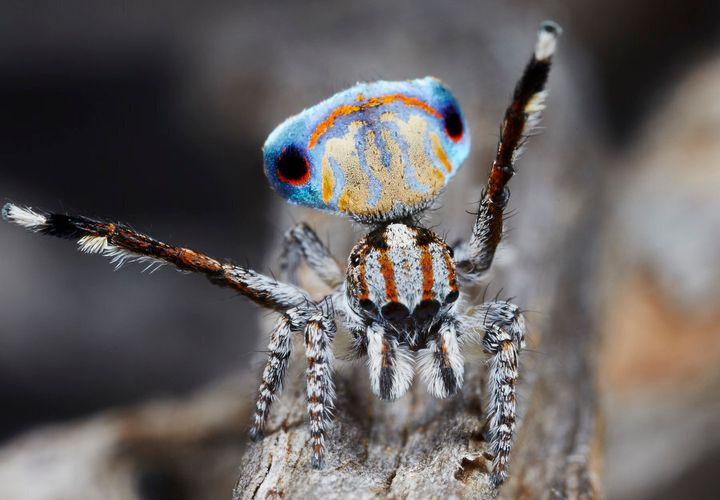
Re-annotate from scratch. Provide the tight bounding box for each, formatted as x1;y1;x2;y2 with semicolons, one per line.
250;312;295;441
3;203;167;272
486;337;519;485
305;314;336;468
2;203;48;230
77;235;166;272
460;300;526;350
462;300;527;484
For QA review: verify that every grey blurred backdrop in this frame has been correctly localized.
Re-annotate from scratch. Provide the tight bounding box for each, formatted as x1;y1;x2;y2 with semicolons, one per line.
1;1;719;498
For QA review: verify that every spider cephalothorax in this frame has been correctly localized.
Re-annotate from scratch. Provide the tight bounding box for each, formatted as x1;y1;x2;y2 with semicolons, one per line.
345;223;462;400
2;21;560;485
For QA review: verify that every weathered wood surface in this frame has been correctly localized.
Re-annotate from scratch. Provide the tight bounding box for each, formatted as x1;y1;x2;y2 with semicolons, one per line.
234;72;605;498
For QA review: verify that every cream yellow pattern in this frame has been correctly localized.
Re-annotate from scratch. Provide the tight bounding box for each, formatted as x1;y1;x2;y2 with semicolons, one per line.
320;121;369;212
320;114;447;217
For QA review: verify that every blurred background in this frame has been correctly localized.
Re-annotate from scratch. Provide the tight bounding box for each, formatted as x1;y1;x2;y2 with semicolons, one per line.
0;1;719;498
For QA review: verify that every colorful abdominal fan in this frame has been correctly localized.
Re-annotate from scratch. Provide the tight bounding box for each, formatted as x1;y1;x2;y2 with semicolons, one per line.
263;77;471;222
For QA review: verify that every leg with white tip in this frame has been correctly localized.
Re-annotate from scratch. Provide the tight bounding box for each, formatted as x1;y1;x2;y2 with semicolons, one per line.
456;22;561;280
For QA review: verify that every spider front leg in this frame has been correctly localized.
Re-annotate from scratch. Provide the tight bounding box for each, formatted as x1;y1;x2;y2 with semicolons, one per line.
304;312;336;467
250;309;299;441
1;203;310;310
472;300;526;485
2;203;339;468
250;305;336;468
457;22;560;280
279;222;343;288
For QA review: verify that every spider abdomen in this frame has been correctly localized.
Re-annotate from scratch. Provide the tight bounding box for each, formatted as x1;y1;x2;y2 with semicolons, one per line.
263;78;471;222
347;223;459;333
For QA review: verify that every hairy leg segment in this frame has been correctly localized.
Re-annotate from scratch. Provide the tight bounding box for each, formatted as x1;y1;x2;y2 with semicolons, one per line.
468;300;527;485
457;21;560;280
1;203;309;310
279;222;343;288
2;202;340;467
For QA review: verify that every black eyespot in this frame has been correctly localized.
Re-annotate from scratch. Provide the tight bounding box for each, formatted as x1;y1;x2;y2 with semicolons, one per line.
351;254;361;267
276;145;310;185
442;104;464;141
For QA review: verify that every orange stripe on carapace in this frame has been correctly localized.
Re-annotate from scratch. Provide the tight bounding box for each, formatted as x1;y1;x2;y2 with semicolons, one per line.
378;249;399;302
308;94;442;149
420;246;435;301
443;249;459;292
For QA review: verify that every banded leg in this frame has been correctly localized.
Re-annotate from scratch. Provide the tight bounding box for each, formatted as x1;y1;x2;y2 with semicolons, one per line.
365;324;414;401
457;22;561;280
279;222;343;288
476;300;526;485
250;311;298;441
2;203;308;311
417;317;464;398
304;313;337;467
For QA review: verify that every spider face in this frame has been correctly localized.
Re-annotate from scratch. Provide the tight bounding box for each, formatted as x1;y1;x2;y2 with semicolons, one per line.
263;77;470;222
347;223;458;334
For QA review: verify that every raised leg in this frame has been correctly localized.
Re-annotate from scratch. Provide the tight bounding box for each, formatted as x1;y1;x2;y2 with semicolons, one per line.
2;203;309;311
457;22;560;280
279;222;343;288
417;317;464;398
304;313;337;467
473;300;526;485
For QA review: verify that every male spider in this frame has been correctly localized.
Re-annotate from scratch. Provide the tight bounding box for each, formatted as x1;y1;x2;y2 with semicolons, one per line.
3;22;560;485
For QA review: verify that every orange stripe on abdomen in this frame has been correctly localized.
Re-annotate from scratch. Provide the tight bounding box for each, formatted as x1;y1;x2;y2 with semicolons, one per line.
308;93;442;149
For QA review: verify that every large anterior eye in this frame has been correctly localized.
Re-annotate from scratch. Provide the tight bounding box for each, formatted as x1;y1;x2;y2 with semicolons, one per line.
276;145;310;185
442;104;464;142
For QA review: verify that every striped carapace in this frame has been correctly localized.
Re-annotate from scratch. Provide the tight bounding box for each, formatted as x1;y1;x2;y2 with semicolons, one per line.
347;224;459;340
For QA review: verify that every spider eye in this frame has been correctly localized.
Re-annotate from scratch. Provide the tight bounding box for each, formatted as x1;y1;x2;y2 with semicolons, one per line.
276;145;310;185
442;104;464;142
